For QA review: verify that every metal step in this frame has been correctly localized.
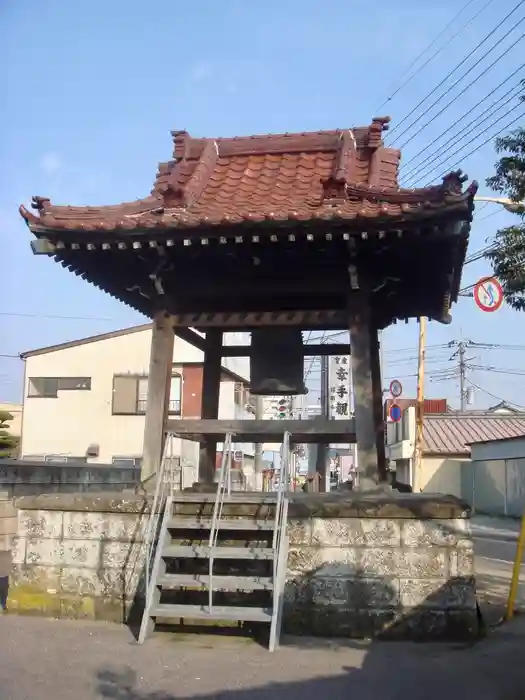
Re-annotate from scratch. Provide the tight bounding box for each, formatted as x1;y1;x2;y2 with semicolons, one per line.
162;545;274;560
157;573;273;590
151;603;272;623
167;518;274;531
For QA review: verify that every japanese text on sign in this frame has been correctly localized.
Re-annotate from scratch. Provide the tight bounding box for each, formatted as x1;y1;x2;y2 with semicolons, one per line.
329;355;352;420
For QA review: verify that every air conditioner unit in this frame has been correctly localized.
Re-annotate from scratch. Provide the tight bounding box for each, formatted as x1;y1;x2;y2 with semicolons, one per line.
86;443;99;457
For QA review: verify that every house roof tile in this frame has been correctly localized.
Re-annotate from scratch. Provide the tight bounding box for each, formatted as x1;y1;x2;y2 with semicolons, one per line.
423;415;525;455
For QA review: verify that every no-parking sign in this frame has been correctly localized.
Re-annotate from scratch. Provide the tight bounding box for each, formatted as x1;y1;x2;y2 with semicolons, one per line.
473;277;504;313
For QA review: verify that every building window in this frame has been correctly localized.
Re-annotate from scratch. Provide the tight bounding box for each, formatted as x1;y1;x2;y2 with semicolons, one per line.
112;456;142;467
112;374;182;415
28;377;91;398
44;455;88;464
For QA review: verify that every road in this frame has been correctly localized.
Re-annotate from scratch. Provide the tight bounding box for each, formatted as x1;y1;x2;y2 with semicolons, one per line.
471;515;525;620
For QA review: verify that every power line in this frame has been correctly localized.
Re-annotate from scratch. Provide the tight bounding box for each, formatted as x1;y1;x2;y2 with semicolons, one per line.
375;0;491;111
387;0;525;142
426;109;525;184
400;73;525;182
410;100;524;185
397;31;525;153
465;378;525;409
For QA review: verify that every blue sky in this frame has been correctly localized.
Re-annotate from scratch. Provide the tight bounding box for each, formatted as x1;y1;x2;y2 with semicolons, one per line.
1;0;524;409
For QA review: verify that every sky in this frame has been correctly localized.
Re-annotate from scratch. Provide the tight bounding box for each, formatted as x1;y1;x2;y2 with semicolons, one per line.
1;0;524;410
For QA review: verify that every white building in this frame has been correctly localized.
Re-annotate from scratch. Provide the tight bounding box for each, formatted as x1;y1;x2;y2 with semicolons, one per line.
19;324;253;472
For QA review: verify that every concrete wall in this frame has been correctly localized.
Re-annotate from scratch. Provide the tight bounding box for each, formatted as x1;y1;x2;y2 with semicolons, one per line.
0;461;140;498
6;492;478;640
471;457;525;517
21;328;250;463
421;456;472;499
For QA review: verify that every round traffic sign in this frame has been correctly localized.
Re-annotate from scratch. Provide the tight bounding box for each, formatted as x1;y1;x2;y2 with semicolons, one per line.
389;379;403;398
473;276;504;313
389;403;402;423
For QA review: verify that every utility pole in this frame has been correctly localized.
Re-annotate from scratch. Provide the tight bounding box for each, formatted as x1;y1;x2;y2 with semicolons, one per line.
459;341;466;411
413;316;426;493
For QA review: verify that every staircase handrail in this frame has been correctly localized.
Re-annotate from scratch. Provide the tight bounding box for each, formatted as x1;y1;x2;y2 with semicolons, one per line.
144;432;175;600
269;430;291;650
208;433;233;612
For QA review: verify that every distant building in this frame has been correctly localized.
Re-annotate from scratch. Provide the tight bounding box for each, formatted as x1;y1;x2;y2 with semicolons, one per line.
19;324;253;477
386;408;525;496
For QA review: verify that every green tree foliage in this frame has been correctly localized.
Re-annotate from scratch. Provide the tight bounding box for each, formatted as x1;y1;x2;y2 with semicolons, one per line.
485;92;525;311
0;410;17;453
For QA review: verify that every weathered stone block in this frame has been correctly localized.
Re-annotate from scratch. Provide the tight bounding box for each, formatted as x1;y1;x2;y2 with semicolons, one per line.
11;535;25;564
359;547;448;578
450;547;475;577
287;519;313;546
311;576;400;608
310;518;366;546
101;541;145;569
402;518;468;547
62;539;101;569
365;609;478;641
61;567;107;597
26;537;64;566
63;511;109;540
287;545;358;578
10;564;61;594
399;577;476;609
310;518;400;547
361;519;401;547
18;510;63;539
107;513;147;542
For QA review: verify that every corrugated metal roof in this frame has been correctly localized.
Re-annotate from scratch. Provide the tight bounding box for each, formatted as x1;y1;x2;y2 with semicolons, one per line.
423;415;525;455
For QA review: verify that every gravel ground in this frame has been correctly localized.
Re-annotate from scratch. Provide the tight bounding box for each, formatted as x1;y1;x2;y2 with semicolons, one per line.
1;615;525;700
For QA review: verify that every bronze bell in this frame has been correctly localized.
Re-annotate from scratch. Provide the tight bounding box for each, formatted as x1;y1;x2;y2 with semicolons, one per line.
250;328;308;396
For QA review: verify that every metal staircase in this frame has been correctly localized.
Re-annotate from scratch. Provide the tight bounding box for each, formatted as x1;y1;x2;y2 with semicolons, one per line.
138;431;291;651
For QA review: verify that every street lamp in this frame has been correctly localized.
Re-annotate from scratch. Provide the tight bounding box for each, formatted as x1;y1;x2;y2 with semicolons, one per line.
474;195;525;213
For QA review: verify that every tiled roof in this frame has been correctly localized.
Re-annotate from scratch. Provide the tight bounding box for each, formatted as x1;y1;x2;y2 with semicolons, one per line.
20;117;477;234
385;398;448;417
423;415;525;455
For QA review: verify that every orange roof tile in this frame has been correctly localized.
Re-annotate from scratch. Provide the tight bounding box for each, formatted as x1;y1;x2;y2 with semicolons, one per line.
20;117;477;234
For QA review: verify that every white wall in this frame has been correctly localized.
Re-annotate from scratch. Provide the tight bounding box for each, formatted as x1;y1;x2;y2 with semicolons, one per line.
21;327;249;464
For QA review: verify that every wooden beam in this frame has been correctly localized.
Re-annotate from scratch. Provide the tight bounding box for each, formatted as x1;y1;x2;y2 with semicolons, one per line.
350;301;380;489
141;312;175;481
166;418;356;444
198;330;223;483
221;343;350;357
174;327;206;351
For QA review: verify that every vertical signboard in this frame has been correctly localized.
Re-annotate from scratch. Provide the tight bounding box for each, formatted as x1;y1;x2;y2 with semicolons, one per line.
328;355;352;419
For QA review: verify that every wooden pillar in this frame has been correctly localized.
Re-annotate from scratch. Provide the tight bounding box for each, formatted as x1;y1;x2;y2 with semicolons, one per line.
141;312;175;482
350;307;380;490
198;329;223;483
370;326;388;482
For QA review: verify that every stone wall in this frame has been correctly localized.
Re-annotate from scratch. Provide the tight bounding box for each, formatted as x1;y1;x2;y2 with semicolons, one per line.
5;492;478;639
9;495;148;621
285;511;476;639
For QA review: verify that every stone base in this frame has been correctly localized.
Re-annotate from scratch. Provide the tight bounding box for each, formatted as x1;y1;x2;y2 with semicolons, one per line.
283;605;478;641
5;491;478;642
